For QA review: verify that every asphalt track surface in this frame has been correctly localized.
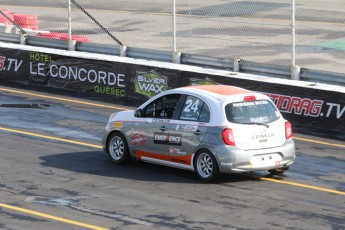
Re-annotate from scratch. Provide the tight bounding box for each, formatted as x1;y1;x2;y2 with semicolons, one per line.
0;85;344;230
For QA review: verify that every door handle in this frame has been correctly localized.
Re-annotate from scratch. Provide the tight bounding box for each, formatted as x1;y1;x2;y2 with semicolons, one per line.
160;126;168;132
193;130;202;136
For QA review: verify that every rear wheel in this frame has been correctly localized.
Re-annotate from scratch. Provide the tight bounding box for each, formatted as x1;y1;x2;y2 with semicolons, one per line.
107;132;130;164
194;150;219;182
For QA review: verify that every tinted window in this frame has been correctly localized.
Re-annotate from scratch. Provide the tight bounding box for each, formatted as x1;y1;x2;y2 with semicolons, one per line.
225;100;280;124
180;96;210;122
143;94;180;118
199;103;210;122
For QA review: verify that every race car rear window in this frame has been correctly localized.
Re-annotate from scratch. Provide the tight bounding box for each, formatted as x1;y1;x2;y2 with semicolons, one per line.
225;100;280;124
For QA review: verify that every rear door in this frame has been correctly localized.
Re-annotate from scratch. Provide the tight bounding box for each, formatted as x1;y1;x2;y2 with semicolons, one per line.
168;95;210;166
225;99;286;150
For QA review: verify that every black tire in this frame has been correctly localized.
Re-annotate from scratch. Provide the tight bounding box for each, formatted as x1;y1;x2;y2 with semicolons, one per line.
194;149;220;182
268;166;289;175
107;132;130;164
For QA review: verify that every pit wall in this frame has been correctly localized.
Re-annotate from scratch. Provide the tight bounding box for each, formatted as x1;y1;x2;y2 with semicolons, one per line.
0;43;344;140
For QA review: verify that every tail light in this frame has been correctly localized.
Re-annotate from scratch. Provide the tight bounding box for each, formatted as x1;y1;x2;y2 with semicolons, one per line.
285;121;293;139
222;128;236;146
243;95;256;101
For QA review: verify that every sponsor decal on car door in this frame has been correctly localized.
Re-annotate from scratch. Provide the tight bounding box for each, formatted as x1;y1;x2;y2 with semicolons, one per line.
130;118;169;162
168;95;210;166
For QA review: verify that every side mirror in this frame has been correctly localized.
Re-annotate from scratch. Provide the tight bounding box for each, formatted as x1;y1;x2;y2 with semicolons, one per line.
134;108;142;117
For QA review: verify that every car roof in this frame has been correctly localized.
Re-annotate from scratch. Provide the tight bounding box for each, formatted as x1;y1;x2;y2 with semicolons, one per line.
170;85;252;101
184;85;251;96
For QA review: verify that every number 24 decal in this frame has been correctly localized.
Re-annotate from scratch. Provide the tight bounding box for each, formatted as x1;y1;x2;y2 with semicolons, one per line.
184;99;199;113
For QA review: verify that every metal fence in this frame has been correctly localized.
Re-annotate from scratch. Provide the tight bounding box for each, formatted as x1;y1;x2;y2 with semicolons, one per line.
1;0;345;76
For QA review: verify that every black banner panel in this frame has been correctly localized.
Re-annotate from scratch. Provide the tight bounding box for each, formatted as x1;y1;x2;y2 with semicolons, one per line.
0;47;344;140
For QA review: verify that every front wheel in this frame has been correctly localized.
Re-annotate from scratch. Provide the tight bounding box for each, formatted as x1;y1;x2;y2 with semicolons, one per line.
194;150;220;182
107;132;130;164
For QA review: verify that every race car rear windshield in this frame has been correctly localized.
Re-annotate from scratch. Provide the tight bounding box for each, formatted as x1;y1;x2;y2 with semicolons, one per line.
225;100;280;124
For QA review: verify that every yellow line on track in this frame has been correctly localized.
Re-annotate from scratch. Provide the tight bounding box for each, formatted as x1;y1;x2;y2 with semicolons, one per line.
0;203;108;230
0;127;102;149
0;87;128;110
258;177;345;196
293;136;345;148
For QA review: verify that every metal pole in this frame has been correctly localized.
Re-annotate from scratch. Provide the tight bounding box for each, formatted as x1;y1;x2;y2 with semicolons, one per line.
290;0;300;80
68;0;76;50
173;0;176;52
172;0;181;63
291;0;295;67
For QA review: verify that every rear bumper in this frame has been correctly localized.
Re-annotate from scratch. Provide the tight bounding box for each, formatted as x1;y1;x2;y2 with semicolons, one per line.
215;138;296;173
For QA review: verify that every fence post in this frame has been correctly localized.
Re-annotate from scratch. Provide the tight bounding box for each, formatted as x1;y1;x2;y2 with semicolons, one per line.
233;58;240;72
171;0;180;63
19;33;27;45
291;0;300;80
120;46;127;57
172;0;176;53
68;0;76;51
172;51;181;64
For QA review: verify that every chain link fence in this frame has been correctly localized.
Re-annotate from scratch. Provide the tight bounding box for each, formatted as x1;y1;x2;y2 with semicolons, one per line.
1;0;345;75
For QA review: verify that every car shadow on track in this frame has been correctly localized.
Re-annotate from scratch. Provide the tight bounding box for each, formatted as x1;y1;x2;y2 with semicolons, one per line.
39;151;254;184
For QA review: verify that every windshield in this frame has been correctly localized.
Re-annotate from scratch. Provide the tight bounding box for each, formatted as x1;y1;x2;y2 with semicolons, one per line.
225;100;280;124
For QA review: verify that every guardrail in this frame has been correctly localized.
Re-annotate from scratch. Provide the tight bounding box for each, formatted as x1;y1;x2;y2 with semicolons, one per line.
1;33;345;87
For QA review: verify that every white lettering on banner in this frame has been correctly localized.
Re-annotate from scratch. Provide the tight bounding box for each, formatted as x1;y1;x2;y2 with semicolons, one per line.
88;70;97;83
59;66;68;79
0;57;23;72
326;103;345;119
137;75;165;84
137;82;164;94
49;64;125;87
37;63;45;76
26;53;118;87
78;68;87;81
0;58;23;72
7;58;23;72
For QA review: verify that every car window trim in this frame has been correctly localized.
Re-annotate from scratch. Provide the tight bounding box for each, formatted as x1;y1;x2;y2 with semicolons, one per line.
172;94;186;120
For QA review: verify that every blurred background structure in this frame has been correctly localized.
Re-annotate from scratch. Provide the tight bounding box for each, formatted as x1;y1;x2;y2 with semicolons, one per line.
1;0;345;77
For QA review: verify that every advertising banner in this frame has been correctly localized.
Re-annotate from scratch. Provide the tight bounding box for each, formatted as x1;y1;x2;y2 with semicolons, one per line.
0;47;344;139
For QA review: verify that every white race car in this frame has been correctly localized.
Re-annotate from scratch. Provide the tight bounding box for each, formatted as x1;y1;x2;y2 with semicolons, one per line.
102;85;295;182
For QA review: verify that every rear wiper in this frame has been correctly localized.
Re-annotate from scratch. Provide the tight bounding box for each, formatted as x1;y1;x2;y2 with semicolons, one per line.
241;122;269;128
